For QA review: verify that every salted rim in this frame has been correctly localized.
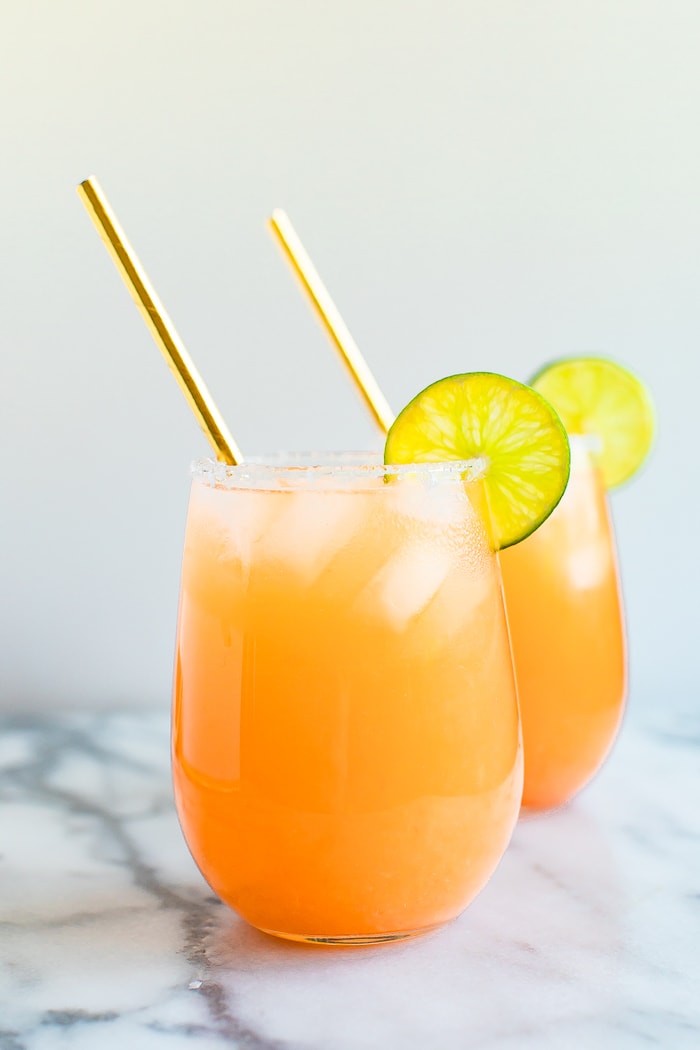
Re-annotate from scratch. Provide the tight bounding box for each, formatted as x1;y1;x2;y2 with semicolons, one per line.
191;451;489;491
568;431;604;463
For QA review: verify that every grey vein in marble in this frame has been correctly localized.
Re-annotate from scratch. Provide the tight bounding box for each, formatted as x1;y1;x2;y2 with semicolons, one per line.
0;704;698;1049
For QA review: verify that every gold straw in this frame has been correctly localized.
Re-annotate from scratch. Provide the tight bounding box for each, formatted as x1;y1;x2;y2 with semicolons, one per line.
269;209;394;435
77;176;243;465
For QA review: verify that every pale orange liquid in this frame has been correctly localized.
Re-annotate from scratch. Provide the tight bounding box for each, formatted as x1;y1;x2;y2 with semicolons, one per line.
499;446;626;809
173;466;522;943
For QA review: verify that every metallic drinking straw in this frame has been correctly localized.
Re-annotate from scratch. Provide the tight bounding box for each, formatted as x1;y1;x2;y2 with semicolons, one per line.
77;177;243;465
269;209;394;436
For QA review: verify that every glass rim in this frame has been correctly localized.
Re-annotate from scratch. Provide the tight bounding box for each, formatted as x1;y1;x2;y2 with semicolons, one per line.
568;432;602;452
191;451;488;491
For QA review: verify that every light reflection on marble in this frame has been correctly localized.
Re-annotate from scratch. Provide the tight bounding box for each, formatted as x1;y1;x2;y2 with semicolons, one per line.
0;705;698;1049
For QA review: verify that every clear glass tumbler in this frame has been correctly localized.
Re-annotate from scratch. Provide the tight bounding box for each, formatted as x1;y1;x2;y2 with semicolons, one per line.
172;454;522;944
499;437;626;809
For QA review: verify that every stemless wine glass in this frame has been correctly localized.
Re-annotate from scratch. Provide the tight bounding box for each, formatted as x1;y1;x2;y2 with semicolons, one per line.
499;436;626;810
172;453;523;944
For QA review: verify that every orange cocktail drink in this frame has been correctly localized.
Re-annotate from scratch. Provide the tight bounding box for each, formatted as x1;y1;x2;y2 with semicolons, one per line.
499;438;626;809
173;454;523;944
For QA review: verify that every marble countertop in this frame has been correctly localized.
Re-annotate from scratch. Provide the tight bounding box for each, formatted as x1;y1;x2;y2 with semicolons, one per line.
1;703;698;1049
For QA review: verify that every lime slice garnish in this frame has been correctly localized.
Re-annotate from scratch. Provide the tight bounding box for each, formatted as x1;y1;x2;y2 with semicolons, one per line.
529;356;655;488
384;372;571;550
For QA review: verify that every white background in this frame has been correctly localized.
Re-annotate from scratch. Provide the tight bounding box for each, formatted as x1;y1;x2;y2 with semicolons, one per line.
1;1;697;711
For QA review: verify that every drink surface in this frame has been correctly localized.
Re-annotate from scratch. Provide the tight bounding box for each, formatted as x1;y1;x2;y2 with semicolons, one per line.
499;443;626;809
173;461;522;942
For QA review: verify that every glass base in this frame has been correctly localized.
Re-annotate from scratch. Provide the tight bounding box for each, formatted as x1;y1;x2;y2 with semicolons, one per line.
259;922;444;946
